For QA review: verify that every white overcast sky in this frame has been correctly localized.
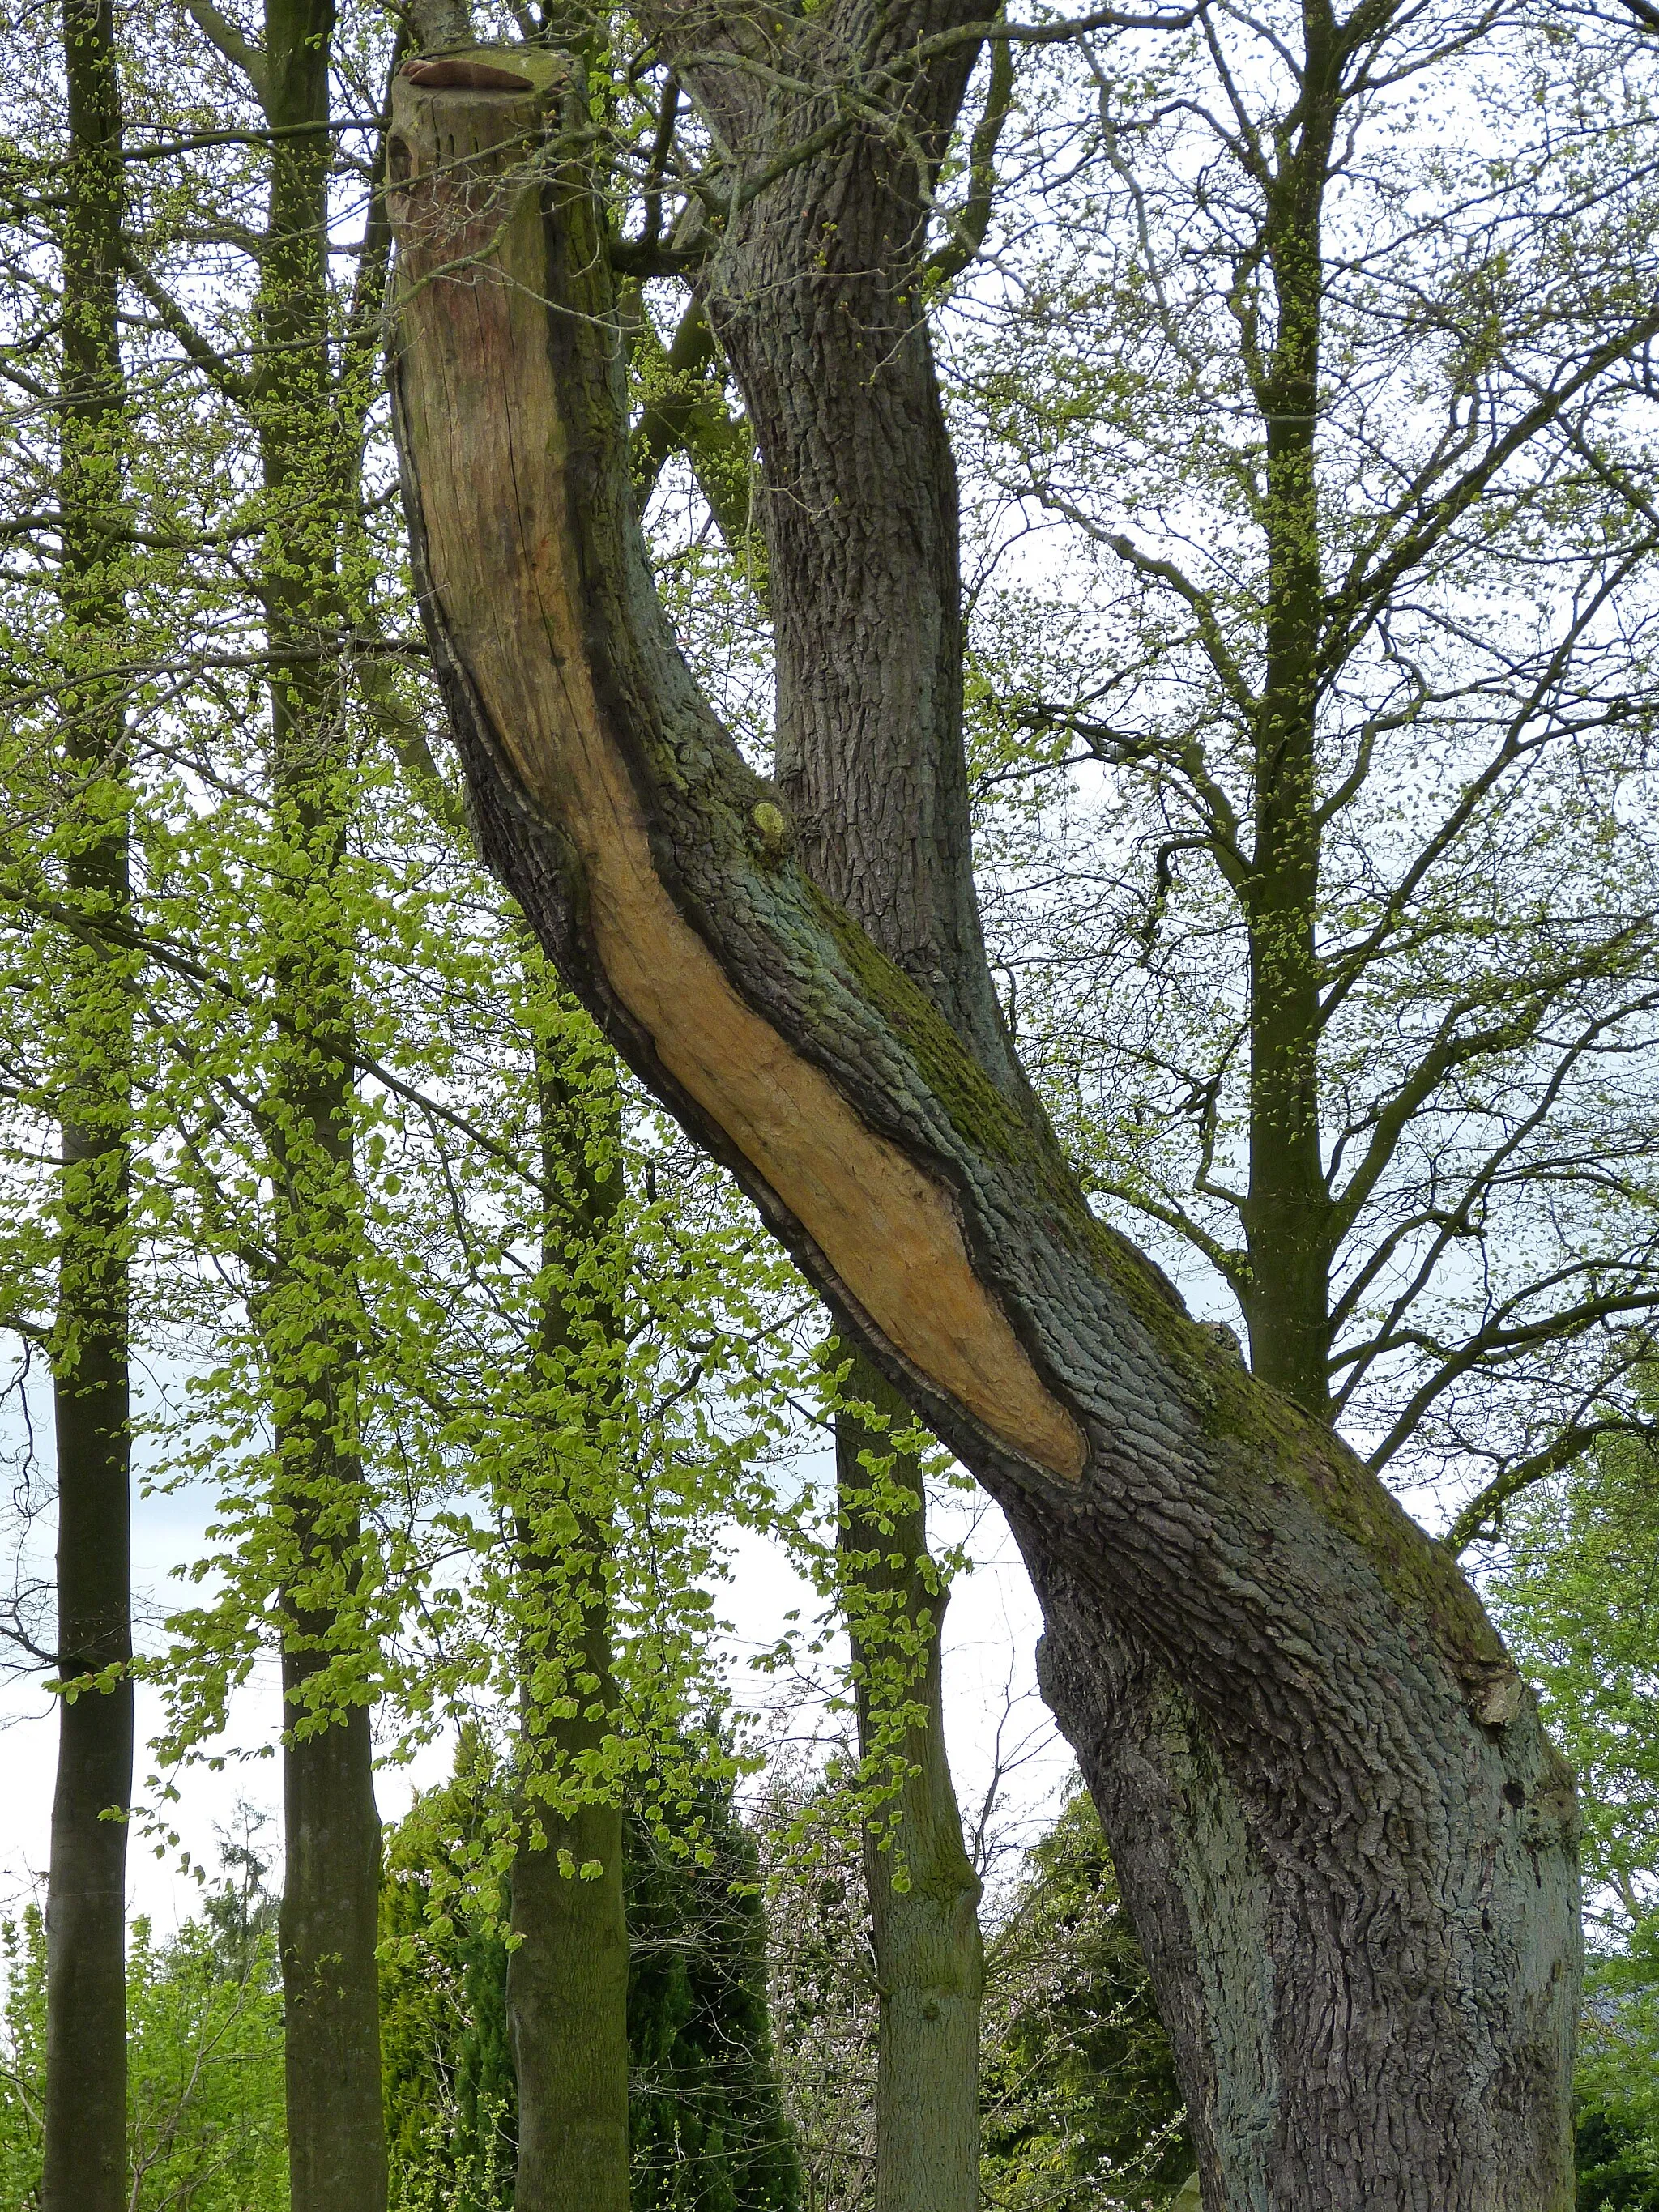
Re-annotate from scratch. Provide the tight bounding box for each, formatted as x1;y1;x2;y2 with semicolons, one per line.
0;1371;1074;1942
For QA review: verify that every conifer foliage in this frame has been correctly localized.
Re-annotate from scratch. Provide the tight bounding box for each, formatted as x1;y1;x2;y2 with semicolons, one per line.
376;1741;800;2212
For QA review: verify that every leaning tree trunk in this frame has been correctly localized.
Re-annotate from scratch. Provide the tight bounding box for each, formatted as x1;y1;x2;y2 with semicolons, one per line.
42;6;134;2206
384;45;1580;2211
505;976;631;2212
837;1352;983;2212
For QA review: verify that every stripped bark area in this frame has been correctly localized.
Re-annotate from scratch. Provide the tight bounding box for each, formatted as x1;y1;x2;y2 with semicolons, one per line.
387;53;1580;2210
386;66;1081;1487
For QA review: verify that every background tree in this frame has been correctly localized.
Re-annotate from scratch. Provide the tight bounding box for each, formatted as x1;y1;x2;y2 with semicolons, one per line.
754;1757;878;2212
1491;1398;1659;2206
38;1;137;2206
626;1775;800;2212
381;1735;517;2212
979;1784;1188;2211
0;1824;289;2212
950;1;1659;1532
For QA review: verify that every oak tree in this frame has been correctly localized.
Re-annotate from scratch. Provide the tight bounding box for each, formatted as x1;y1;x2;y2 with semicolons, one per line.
385;21;1582;2206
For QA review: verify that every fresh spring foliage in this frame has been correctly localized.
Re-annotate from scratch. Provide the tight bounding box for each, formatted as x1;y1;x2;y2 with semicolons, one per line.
1495;1422;1659;2204
0;1863;287;2211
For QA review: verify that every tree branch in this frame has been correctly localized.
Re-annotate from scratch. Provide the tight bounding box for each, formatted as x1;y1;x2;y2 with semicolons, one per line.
178;0;270;100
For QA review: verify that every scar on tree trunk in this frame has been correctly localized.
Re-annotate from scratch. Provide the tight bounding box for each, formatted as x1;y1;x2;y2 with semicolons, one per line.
386;50;1580;2210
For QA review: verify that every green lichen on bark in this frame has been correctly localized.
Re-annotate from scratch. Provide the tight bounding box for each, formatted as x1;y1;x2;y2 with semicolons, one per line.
1192;1342;1507;1672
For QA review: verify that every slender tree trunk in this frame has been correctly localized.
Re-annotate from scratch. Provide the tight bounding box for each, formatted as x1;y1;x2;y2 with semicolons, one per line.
255;4;386;2206
838;1351;983;2212
42;6;133;2206
385;48;1580;2209
507;1683;630;2212
1236;64;1340;1420
506;983;631;2212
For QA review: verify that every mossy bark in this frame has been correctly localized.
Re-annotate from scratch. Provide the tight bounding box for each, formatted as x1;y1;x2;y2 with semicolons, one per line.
838;1353;983;2212
506;996;630;2212
1234;43;1339;1421
385;39;1580;2209
42;6;134;2204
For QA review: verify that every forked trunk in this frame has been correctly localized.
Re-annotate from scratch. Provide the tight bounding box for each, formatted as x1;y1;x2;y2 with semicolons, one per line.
44;2;133;2203
385;49;1579;2210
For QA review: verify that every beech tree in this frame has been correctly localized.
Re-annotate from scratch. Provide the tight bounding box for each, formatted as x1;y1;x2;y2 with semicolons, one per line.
42;4;136;2207
385;19;1581;2211
830;1360;983;2212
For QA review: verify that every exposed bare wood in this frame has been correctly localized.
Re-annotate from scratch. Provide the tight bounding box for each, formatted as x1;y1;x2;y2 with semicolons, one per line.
390;63;1085;1481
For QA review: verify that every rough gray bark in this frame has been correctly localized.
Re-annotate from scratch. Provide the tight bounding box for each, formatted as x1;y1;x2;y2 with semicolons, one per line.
690;45;995;2182
838;1352;983;2212
385;45;1580;2210
694;14;1014;1090
42;4;134;2205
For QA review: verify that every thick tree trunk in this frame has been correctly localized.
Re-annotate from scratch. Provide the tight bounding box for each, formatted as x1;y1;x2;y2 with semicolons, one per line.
43;6;133;2206
838;1352;983;2212
506;988;631;2212
385;49;1580;2210
256;5;386;2206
